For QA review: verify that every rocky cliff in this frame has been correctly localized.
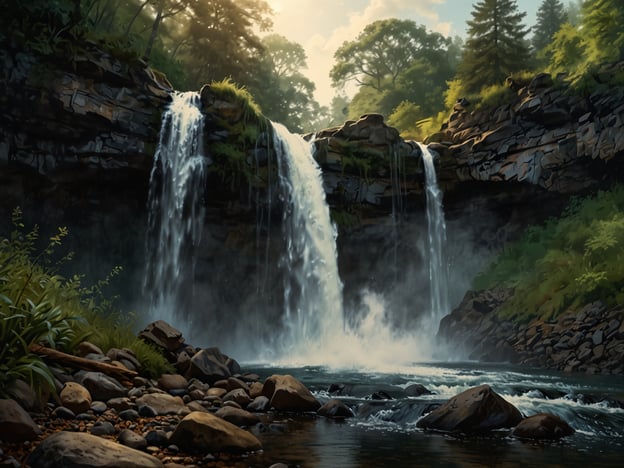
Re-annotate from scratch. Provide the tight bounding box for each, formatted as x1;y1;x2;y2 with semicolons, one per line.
2;42;624;371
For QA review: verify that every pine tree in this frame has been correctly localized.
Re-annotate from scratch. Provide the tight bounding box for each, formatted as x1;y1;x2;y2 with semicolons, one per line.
457;0;531;93
532;0;567;52
582;0;624;61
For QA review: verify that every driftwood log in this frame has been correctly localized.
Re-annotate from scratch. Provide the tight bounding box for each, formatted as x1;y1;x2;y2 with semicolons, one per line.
28;343;138;385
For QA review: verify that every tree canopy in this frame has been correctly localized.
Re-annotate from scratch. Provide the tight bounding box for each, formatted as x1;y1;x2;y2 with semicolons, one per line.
532;0;567;53
457;0;531;94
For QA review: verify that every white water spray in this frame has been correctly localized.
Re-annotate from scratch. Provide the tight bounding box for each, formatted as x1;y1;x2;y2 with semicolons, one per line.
419;143;449;329
144;91;206;330
272;122;344;359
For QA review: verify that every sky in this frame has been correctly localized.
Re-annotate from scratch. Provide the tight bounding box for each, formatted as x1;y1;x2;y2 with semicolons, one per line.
262;0;543;107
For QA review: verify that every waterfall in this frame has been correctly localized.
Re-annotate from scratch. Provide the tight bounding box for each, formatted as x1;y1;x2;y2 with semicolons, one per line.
419;143;449;327
272;122;344;359
144;91;206;329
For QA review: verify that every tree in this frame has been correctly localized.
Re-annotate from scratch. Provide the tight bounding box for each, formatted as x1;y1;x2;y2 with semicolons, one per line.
330;18;456;122
331;19;449;92
252;34;322;132
544;22;585;73
179;0;273;89
457;0;531;93
532;0;567;52
581;0;624;61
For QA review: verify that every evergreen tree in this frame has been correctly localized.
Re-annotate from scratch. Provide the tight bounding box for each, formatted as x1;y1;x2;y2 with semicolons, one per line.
582;0;624;61
532;0;567;52
457;0;531;93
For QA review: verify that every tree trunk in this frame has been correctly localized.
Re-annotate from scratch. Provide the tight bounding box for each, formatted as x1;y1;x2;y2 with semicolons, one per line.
28;343;138;385
144;0;164;60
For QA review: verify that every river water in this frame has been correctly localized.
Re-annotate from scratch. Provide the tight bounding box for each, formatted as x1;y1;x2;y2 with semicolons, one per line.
239;362;624;467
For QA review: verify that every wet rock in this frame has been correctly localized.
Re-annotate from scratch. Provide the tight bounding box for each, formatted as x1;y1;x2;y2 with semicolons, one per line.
27;431;163;467
119;428;148;450
512;413;575;439
185;347;240;384
223;389;251;407
416;384;523;433
145;429;169;447
405;384;432;397
169;411;262;453
119;409;140;421
247;396;271;413
158;374;189;392
262;375;321;412
59;382;92;414
249;382;264;399
51;407;76;420
317;399;354;419
90;420;116;436
77;341;105;357
0;399;42;442
215;406;260;427
79;371;127;401
136;393;185;416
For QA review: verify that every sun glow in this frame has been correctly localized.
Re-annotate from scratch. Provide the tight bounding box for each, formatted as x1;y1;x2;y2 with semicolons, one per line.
266;0;283;14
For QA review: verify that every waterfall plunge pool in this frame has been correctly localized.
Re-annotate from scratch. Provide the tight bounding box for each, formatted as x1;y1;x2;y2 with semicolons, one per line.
236;362;623;467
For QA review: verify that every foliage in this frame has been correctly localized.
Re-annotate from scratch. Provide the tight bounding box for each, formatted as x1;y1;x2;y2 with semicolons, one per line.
532;0;568;54
457;0;531;94
252;34;323;132
474;186;624;322
208;78;264;124
331;18;458;124
0;209;171;400
581;0;624;62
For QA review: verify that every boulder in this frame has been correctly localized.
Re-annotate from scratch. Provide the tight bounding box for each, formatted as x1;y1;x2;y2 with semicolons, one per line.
405;384;432;397
185;347;240;384
215;406;260;427
157;374;189;392
169;411;262;453
136;393;185;415
247;396;271;413
79;372;127;401
262;374;321;412
139;320;185;352
59;382;92;414
416;384;523;433
223;389;252;407
118;428;148;450
0;399;42;442
27;431;163;467
512;413;575;439
317;399;354;419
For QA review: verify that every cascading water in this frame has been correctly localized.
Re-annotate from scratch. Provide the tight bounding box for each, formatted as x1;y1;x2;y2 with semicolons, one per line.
419;142;449;329
144;91;206;331
272;122;344;360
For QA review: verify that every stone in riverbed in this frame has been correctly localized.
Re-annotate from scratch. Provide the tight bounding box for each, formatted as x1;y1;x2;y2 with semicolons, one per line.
215;406;260;427
59;382;92;415
118;428;148;450
136;393;185;415
0;399;42;442
78;371;127;401
27;431;163;467
185;347;240;384
317;399;354;419
512;413;575;439
139;320;185;352
416;384;523;433
263;374;321;412
169;411;262;453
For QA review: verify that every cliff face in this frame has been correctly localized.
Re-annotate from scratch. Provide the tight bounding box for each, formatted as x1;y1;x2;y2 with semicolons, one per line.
0;42;172;294
1;44;624;369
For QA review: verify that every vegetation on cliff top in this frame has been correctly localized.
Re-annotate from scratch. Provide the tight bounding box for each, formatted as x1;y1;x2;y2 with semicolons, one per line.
0;209;172;401
474;185;624;323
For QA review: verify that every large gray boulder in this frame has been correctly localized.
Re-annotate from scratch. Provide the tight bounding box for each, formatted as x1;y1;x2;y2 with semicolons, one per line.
26;431;163;467
78;372;127;401
0;399;42;442
262;374;321;412
169;411;261;453
416;384;523;433
135;393;185;415
185;347;240;384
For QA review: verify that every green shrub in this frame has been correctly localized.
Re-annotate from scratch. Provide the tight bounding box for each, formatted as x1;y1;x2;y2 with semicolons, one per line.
474;185;624;322
0;208;173;400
